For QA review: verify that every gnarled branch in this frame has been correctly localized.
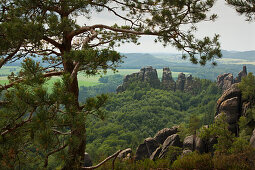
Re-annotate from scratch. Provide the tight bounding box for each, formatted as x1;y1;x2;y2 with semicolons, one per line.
81;150;122;170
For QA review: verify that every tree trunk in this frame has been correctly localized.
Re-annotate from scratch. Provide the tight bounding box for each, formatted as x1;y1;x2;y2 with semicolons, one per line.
62;59;86;169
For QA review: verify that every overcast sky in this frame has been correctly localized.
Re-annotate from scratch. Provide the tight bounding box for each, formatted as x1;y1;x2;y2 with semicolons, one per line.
79;0;255;53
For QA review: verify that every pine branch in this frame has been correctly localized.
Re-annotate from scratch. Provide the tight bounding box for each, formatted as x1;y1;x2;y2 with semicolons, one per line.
44;143;68;168
0;71;64;90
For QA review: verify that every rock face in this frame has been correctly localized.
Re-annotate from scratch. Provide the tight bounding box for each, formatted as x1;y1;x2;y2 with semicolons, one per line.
176;73;186;91
217;66;247;91
158;134;182;158
183;135;195;151
234;65;247;83
161;67;176;91
250;129;255;148
116;66;160;93
84;152;93;167
117;66;199;94
215;83;242;134
154;127;178;145
217;73;234;92
135;137;159;161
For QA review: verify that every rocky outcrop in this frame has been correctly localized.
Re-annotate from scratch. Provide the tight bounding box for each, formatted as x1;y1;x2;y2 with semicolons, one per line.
117;66;160;93
117;66;200;94
161;67;176;91
234;65;247;83
176;73;186;91
158;134;182;158
217;73;234;92
150;147;162;160
135;137;159;161
250;129;255;148
84;152;93;167
154;127;178;145
215;83;242;134
217;66;247;91
183;135;195;151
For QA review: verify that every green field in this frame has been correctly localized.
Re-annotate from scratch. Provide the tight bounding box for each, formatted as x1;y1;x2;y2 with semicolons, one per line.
0;67;189;87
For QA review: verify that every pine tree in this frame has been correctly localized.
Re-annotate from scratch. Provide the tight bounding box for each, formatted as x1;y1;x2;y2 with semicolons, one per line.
226;0;255;21
0;0;221;169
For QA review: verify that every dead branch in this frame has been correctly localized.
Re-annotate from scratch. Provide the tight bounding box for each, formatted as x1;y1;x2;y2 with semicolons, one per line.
81;150;122;170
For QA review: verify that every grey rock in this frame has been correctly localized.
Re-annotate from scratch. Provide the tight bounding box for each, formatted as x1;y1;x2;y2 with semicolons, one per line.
161;67;176;91
218;97;240;124
135;137;159;161
216;83;241;116
217;73;234;91
84;152;92;167
150;147;162;160
116;66;160;92
183;135;195;151
195;136;206;153
176;73;186;91
154;126;178;144
159;134;182;158
234;65;247;83
250;129;255;148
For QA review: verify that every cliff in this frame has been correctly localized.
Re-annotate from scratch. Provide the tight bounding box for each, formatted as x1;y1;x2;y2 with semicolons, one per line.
117;66;199;94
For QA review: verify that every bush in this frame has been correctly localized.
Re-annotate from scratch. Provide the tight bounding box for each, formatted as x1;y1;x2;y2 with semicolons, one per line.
171;151;213;170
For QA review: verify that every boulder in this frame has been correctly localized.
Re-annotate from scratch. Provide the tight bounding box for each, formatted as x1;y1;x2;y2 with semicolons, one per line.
84;152;93;167
154;126;178;144
216;83;241;116
176;73;186;91
183;135;195;151
150;147;162;160
158;134;182;158
135;137;159;161
218;97;240;124
195;136;206;153
161;67;176;91
250;129;255;148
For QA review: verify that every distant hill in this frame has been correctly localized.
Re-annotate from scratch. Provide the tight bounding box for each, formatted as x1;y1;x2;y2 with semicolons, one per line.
221;50;255;60
120;53;170;68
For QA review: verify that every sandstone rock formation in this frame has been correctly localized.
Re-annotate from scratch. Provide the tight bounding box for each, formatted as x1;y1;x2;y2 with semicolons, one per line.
234;65;247;83
117;66;200;94
158;134;182;158
176;73;186;91
161;67;176;91
153;127;178;145
215;83;241;134
217;66;247;91
217;73;234;92
116;66;160;93
135;137;159;161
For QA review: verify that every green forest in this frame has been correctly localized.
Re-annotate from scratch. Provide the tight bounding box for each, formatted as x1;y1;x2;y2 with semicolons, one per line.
85;78;221;161
1;0;255;169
